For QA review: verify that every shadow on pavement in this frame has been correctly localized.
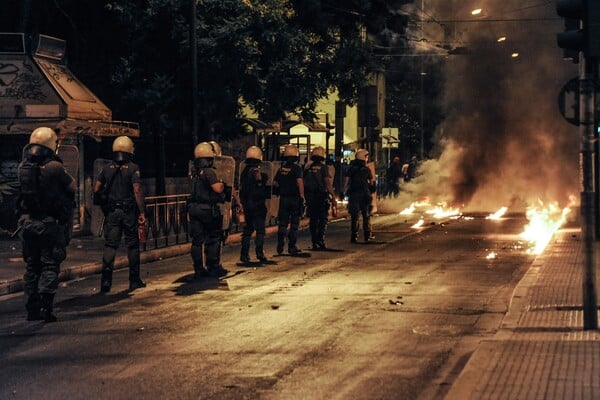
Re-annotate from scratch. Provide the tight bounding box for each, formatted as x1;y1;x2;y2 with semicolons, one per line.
55;290;133;311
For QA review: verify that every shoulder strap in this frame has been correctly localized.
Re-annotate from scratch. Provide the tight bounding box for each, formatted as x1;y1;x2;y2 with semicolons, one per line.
104;164;122;194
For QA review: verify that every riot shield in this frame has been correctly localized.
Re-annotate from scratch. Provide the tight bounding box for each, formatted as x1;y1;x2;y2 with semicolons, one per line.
367;161;377;214
268;161;280;225
213;155;235;231
238;160;274;226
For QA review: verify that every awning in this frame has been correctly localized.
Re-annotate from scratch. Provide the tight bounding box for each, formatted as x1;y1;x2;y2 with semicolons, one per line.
0;33;139;137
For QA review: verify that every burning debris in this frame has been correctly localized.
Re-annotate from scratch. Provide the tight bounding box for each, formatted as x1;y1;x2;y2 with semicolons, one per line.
519;201;572;255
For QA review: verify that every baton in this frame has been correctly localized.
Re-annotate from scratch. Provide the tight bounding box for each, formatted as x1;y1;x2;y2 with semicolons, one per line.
98;216;106;237
10;224;23;238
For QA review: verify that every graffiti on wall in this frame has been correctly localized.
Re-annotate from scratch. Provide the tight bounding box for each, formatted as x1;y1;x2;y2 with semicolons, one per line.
0;60;46;102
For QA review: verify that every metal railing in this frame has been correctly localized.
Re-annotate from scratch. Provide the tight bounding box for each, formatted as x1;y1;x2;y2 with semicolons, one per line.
144;194;189;251
142;193;346;251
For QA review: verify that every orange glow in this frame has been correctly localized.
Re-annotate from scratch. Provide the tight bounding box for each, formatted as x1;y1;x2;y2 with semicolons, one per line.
520;201;571;255
486;207;508;220
411;219;425;229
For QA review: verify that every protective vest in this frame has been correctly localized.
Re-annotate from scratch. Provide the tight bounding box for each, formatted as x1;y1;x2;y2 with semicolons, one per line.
346;160;371;193
304;162;327;194
275;163;300;196
239;164;267;204
189;169;222;205
17;157;45;215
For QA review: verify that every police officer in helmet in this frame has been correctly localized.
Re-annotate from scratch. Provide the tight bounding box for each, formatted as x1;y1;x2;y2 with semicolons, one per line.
274;144;305;255
238;146;270;263
304;146;336;250
18;127;76;322
94;136;147;292
343;148;375;243
187;142;228;278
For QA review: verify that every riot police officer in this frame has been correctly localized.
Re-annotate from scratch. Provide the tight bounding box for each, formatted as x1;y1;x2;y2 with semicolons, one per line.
304;146;336;250
187;142;228;278
238;146;269;263
17;127;76;322
94;136;147;292
343;149;375;243
274;144;305;255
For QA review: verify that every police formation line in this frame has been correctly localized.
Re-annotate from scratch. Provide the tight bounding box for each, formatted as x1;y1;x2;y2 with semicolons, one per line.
15;128;378;322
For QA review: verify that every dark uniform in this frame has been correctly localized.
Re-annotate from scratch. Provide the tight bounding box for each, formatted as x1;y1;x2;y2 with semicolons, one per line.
386;157;402;198
187;161;228;277
345;158;374;243
18;145;76;322
274;161;304;254
304;159;333;249
96;159;146;290
239;160;269;262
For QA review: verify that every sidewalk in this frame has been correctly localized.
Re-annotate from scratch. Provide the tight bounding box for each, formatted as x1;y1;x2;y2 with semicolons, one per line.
445;224;600;399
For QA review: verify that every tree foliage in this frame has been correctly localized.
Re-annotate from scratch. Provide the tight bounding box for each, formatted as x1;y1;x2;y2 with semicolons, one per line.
2;0;420;143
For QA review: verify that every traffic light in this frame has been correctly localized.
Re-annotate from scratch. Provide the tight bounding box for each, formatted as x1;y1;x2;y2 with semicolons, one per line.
556;0;600;58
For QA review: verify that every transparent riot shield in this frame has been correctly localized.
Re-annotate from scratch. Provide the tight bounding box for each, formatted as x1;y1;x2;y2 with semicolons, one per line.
367;161;377;214
213;156;235;231
238;160;274;226
267;161;280;225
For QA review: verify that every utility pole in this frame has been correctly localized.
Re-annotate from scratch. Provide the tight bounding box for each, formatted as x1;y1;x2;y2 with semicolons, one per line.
579;54;598;329
556;0;599;329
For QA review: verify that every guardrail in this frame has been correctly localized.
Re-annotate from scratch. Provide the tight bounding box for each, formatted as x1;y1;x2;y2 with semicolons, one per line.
144;194;189;251
143;194;347;252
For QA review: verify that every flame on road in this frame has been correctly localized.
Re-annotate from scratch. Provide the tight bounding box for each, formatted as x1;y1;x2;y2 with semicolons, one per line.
411;219;425;229
400;198;461;219
486;207;508;220
520;202;571;255
424;204;461;219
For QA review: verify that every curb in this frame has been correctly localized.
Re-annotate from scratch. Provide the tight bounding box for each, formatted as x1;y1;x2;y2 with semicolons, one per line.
0;215;324;296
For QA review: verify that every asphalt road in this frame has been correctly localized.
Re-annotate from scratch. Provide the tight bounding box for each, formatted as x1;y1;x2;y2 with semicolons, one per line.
0;212;535;400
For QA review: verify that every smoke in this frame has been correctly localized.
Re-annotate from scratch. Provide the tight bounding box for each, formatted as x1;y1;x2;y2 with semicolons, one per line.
385;0;579;213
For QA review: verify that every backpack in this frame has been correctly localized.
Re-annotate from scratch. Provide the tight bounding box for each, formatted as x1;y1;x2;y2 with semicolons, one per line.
17;159;42;216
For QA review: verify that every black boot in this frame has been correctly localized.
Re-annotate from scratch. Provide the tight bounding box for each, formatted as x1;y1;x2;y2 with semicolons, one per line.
129;278;147;291
40;293;57;323
100;267;112;293
276;234;285;254
26;293;42;321
256;247;267;262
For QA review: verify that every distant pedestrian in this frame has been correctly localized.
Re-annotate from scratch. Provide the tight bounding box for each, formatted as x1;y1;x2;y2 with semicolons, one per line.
187;142;228;278
304;146;336;250
94;136;147;292
238;146;270;263
404;155;418;182
385;156;402;198
344;149;375;243
274;144;305;255
17;127;76;322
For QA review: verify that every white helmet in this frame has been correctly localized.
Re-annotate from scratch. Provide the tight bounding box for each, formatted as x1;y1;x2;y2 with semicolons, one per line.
30;127;57;152
112;136;135;154
355;149;369;161
209;141;222;156
283;144;299;157
246;146;263;161
194;142;214;158
311;146;325;159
